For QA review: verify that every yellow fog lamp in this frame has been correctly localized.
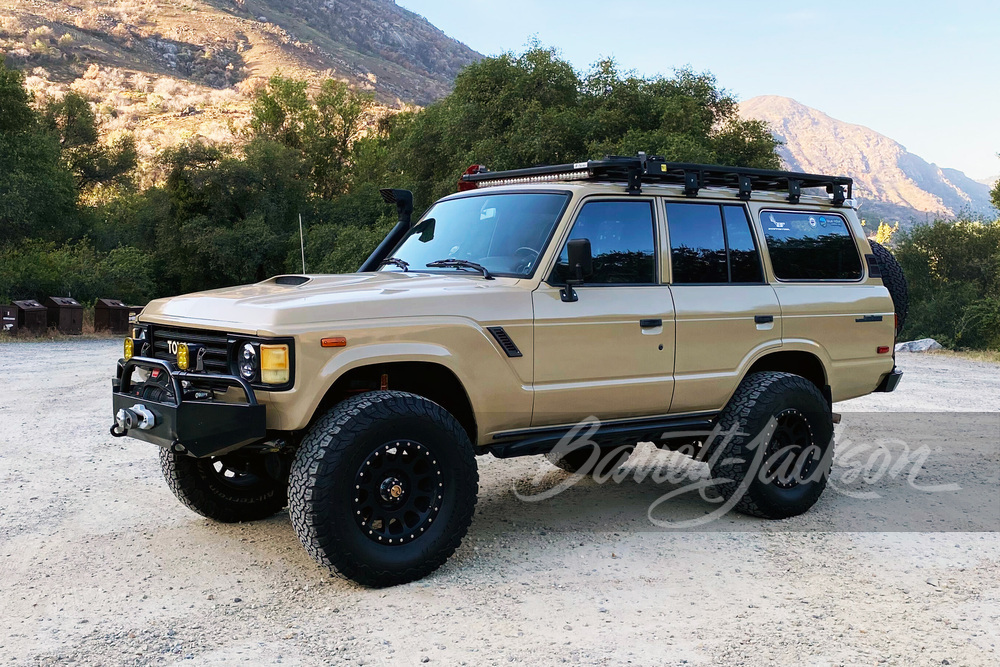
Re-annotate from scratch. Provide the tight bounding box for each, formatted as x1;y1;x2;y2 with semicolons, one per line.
176;343;190;370
260;344;290;385
123;337;134;361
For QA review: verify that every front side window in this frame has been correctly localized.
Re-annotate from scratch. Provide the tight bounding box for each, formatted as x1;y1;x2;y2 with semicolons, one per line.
762;211;862;280
550;200;656;284
666;203;764;284
386;193;569;278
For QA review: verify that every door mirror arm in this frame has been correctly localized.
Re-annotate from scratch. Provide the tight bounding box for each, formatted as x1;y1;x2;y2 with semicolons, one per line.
560;238;593;303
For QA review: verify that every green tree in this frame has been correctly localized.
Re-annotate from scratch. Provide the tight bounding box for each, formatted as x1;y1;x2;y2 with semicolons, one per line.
894;217;1000;349
384;48;782;207
42;91;137;189
248;74;375;198
0;56;78;244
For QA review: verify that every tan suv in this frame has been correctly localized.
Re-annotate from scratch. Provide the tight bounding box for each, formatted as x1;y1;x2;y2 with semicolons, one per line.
111;155;906;586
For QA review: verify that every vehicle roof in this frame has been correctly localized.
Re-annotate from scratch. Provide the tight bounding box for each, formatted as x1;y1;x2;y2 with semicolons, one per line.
438;181;851;210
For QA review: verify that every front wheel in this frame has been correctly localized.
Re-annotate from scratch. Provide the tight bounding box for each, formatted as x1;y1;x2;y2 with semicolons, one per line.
288;391;478;587
160;448;289;522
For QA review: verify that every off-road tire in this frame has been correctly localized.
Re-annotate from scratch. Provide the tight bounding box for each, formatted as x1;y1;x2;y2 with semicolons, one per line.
288;391;478;587
869;240;909;335
548;445;634;476
708;372;834;520
160;449;288;523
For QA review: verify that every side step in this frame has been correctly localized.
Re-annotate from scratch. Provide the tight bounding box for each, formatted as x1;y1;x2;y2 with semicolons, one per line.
489;413;718;459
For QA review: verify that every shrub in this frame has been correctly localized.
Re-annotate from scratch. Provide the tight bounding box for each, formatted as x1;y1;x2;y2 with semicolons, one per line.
895;217;1000;350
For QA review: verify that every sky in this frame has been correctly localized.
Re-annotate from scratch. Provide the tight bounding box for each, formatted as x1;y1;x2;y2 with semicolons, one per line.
396;0;1000;180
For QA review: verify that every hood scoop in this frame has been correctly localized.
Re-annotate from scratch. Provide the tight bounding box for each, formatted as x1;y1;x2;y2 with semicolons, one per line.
270;275;312;286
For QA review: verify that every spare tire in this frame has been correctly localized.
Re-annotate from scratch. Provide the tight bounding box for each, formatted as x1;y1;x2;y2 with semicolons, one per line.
868;240;908;335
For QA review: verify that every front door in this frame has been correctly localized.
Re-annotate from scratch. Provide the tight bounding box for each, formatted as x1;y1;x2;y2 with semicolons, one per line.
532;199;675;426
665;202;783;413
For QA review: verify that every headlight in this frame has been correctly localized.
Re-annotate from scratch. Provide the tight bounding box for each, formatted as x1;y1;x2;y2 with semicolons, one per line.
260;344;290;385
239;343;257;380
124;337;134;361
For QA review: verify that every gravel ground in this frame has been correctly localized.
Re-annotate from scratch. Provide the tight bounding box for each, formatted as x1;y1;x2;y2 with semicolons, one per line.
1;342;998;666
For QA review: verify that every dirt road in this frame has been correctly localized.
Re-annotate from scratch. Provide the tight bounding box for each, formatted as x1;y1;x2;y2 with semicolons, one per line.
1;342;998;666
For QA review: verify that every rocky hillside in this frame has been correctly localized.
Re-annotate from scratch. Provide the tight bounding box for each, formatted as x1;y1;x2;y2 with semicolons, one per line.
0;0;480;103
740;95;995;222
0;0;480;165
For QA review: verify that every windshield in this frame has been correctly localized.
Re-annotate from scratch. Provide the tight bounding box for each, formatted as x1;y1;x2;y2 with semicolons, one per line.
383;192;569;278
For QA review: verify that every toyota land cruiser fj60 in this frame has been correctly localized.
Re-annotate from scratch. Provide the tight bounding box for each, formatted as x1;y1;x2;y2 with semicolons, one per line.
111;155;907;586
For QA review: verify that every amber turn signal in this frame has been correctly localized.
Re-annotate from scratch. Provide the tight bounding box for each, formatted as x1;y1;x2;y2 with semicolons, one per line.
260;344;290;385
321;337;347;348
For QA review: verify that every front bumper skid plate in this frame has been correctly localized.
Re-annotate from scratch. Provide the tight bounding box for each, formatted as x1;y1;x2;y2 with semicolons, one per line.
112;356;265;457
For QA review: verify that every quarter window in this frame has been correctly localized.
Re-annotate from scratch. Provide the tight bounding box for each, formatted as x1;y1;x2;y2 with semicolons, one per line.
667;203;764;284
551;200;656;284
762;211;862;280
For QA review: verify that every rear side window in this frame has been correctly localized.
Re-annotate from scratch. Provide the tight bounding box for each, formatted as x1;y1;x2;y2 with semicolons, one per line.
723;206;764;283
551;200;656;284
761;211;862;280
666;203;764;284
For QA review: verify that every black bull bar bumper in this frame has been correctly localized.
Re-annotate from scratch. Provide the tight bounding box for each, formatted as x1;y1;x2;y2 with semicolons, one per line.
111;357;266;457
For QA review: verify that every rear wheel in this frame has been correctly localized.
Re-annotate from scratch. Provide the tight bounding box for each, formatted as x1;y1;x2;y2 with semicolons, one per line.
160;448;288;523
708;372;834;519
288;391;478;587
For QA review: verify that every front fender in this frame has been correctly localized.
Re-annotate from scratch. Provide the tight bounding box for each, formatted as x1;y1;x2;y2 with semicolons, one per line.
260;321;534;438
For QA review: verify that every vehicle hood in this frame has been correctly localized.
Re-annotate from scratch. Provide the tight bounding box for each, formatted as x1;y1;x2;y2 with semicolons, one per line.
139;272;526;333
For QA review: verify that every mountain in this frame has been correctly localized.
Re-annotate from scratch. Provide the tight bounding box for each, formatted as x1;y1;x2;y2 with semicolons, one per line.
0;0;480;103
739;95;996;222
0;0;480;160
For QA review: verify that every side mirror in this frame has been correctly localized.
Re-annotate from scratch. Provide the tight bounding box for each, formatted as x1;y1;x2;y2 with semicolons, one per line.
561;238;593;302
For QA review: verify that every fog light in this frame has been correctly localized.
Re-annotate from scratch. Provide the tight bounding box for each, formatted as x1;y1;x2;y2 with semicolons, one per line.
176;343;190;370
124;337;134;361
260;344;290;385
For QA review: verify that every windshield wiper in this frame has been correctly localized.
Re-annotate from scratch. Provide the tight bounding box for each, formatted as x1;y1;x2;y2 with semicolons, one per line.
379;257;410;272
426;259;494;280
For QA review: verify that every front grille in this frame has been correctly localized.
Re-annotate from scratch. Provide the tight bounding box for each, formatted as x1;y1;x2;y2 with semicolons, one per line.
150;325;231;373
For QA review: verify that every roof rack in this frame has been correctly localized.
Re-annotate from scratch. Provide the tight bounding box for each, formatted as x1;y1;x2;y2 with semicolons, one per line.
460;153;854;206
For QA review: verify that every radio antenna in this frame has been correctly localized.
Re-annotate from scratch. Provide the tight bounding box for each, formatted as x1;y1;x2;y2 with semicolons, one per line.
299;213;306;274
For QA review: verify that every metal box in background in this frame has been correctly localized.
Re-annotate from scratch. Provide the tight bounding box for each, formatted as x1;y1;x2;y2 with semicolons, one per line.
95;299;138;335
44;296;83;335
1;305;18;335
12;300;47;334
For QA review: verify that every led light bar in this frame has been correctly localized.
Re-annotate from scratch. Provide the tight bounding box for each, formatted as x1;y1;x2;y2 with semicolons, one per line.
474;170;592;188
459;154;853;205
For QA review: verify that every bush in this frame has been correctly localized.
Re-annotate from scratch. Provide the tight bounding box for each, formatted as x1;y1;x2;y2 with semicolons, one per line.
894;217;1000;350
0;239;157;305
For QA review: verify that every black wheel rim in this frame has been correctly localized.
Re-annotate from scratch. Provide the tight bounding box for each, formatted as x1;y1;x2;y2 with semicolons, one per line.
208;454;279;491
764;409;819;489
353;441;444;546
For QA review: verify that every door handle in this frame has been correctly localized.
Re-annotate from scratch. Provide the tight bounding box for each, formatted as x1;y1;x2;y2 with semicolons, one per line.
855;315;883;323
639;319;662;328
754;315;774;324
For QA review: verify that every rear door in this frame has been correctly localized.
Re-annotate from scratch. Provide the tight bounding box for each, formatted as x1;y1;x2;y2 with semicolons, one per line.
531;198;675;426
666;202;783;413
